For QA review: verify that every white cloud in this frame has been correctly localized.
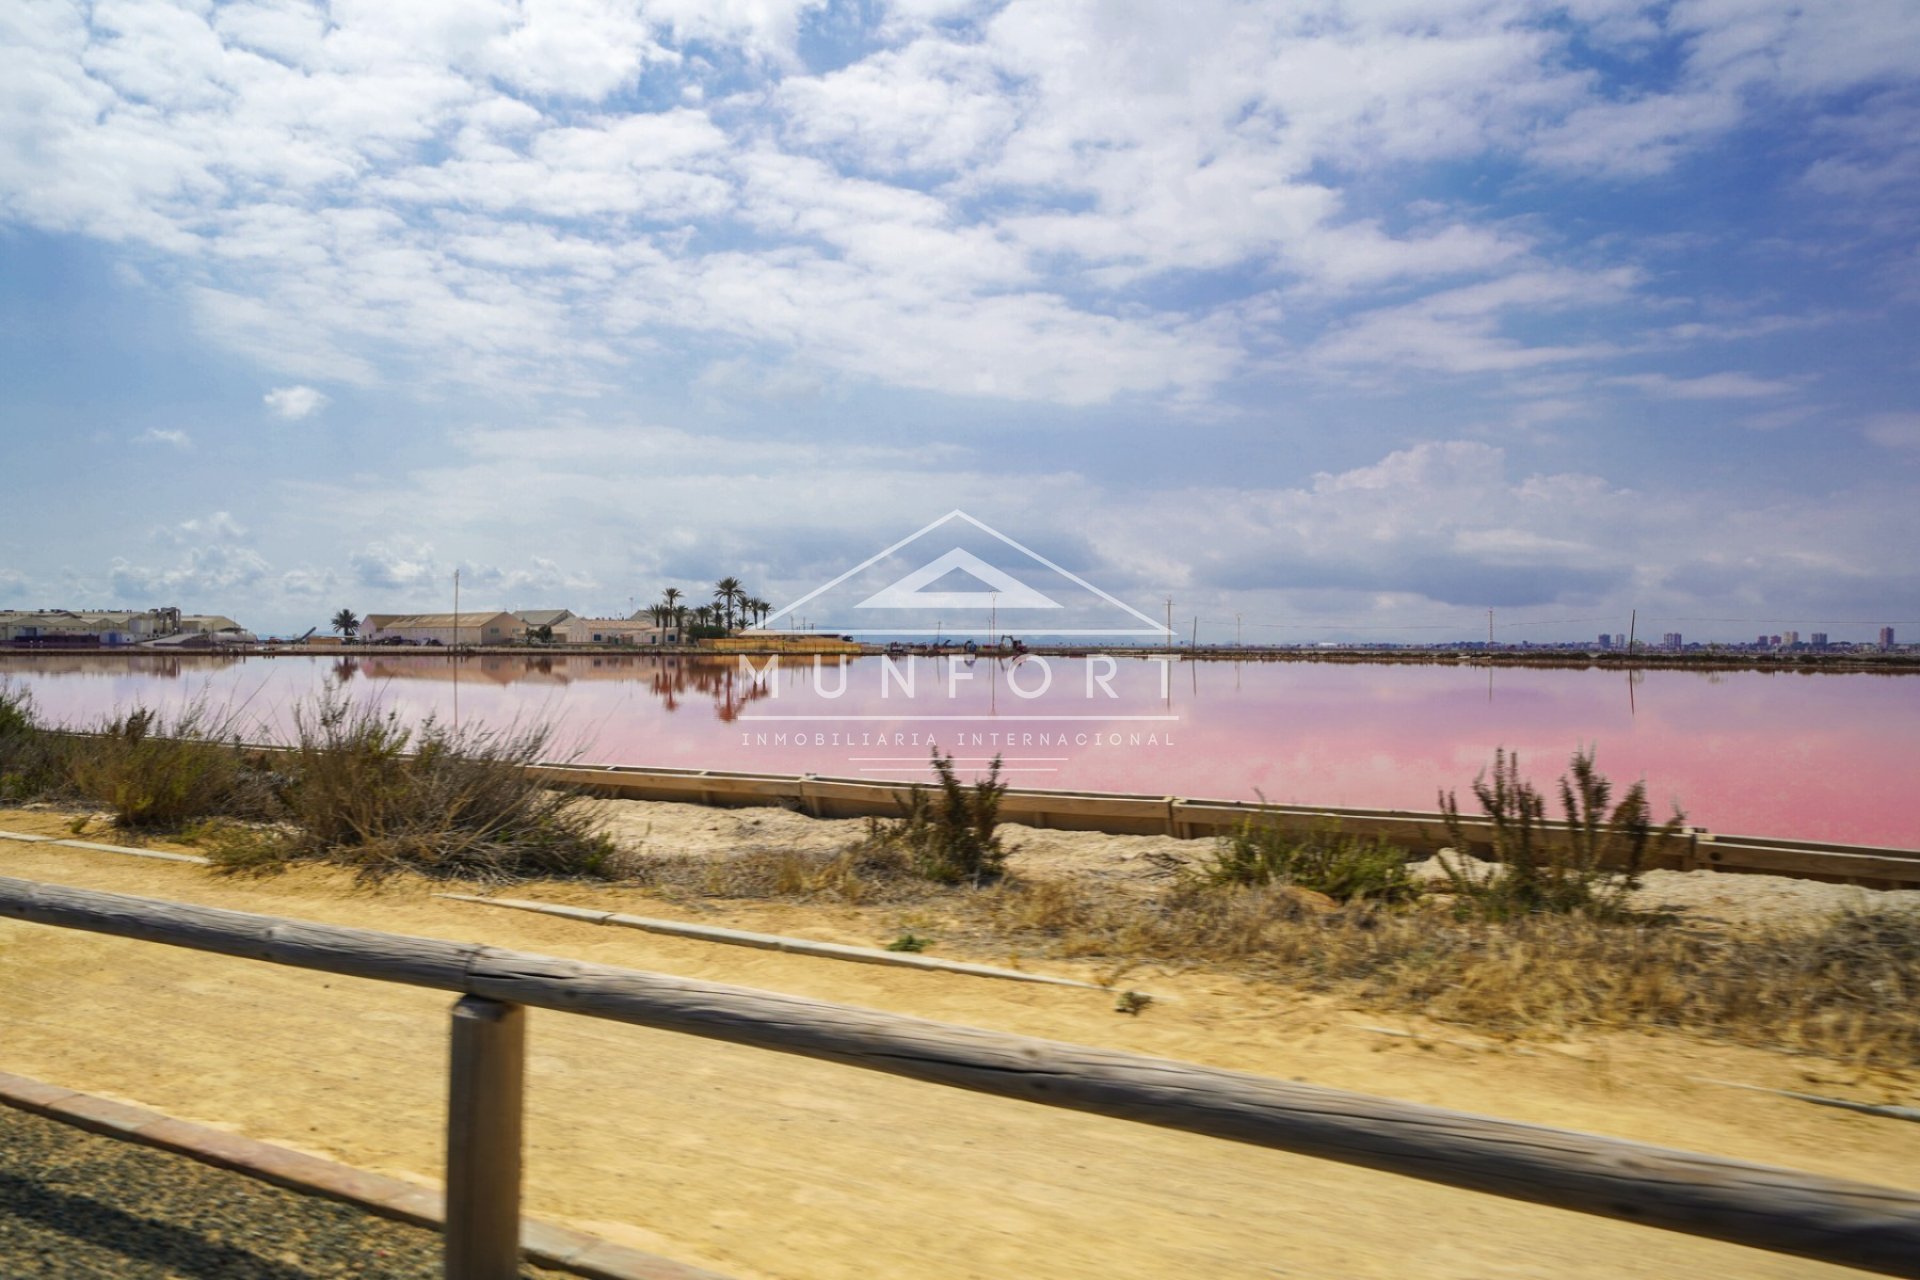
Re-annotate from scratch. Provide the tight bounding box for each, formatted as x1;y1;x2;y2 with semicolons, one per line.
0;0;1916;414
350;539;443;591
1312;269;1636;375
1610;371;1799;400
264;384;331;420
133;428;192;448
1864;413;1920;451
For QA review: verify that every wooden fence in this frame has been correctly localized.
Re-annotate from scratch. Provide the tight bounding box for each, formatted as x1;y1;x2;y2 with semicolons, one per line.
528;763;1920;888
3;874;1919;1279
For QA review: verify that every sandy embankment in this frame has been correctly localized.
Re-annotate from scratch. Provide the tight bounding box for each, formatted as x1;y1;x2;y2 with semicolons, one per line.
595;797;1920;929
1;803;1917;1280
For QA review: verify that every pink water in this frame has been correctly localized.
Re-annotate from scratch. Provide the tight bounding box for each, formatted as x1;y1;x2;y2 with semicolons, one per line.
4;652;1916;847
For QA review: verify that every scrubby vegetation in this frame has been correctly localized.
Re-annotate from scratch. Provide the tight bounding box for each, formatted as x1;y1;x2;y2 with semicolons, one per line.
0;683;64;803
610;747;1915;1065
968;878;1918;1064
204;692;618;882
0;685;616;883
3;702;1911;1064
66;701;281;830
858;749;1009;885
1438;747;1686;920
1201;818;1420;903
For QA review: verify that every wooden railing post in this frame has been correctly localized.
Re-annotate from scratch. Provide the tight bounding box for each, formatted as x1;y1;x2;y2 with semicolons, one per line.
445;996;524;1280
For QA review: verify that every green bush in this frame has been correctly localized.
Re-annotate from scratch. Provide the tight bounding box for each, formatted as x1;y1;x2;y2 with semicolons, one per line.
864;749;1008;885
1438;747;1685;920
0;682;65;803
65;700;278;830
1203;818;1420;903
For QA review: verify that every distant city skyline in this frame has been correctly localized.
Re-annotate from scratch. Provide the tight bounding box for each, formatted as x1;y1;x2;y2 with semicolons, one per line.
3;2;1918;639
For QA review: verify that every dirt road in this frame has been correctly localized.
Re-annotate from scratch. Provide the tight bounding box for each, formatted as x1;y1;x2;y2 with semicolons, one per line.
2;817;1914;1279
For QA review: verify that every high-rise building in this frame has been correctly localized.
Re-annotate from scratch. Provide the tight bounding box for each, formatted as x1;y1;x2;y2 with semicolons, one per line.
1811;632;1828;648
1770;635;1782;648
1598;633;1613;649
1882;626;1897;651
1661;631;1683;650
1757;634;1768;647
1783;629;1800;646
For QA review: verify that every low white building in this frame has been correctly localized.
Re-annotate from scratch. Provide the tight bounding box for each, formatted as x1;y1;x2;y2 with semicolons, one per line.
365;611;522;646
556;617;676;645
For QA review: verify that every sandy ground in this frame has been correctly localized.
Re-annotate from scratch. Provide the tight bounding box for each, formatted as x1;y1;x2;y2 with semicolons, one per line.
2;807;1918;1280
597;798;1920;927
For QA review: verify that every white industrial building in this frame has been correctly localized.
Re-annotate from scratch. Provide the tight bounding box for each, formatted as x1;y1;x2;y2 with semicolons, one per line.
363;612;522;646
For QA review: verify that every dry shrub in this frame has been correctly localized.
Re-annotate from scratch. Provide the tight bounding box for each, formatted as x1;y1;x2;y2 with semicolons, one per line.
208;690;616;883
0;682;65;804
66;700;280;830
1204;818;1419;903
860;750;1007;885
1439;747;1686;920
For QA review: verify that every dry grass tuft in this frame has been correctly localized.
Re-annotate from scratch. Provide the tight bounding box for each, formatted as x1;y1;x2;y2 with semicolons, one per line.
964;875;1920;1065
628;841;937;905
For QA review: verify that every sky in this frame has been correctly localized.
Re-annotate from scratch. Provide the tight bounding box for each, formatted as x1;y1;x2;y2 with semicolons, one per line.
2;0;1917;643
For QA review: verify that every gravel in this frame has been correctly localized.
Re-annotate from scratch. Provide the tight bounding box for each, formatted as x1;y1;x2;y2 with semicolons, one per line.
0;1105;566;1279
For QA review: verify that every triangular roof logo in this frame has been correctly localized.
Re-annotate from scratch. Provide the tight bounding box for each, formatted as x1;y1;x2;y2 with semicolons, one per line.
760;511;1171;637
856;548;1061;611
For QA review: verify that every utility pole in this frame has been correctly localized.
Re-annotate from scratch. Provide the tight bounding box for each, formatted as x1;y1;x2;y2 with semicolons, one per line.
1628;608;1637;652
1488;608;1494;649
1190;615;1197;649
1236;613;1242;649
1165;597;1173;651
452;568;461;731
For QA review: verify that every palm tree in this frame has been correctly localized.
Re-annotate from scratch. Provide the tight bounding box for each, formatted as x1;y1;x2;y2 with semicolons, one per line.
713;577;744;631
661;587;682;616
693;604;715;631
330;608;360;639
744;597;770;629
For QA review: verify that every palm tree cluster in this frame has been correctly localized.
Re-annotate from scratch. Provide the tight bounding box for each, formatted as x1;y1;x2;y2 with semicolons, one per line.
647;581;771;635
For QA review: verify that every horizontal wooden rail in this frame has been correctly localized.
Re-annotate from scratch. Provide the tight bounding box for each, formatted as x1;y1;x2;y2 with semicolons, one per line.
4;875;1919;1277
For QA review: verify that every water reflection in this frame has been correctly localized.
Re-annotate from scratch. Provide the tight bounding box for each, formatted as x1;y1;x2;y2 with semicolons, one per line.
3;652;1916;846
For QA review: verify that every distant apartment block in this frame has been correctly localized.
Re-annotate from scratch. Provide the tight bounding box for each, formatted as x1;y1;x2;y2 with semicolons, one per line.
1883;626;1897;651
1597;633;1613;649
1811;632;1828;648
1783;630;1800;646
1660;632;1683;650
1770;635;1782;647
